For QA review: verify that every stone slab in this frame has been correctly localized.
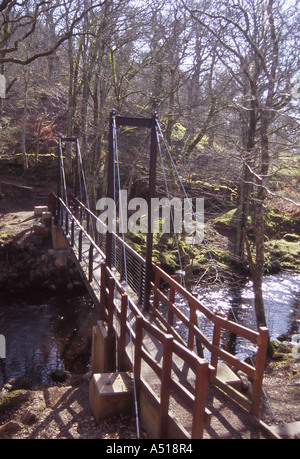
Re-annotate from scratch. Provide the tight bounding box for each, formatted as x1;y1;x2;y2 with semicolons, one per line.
269;421;300;439
32;221;49;237
41;211;52;226
34;206;48;216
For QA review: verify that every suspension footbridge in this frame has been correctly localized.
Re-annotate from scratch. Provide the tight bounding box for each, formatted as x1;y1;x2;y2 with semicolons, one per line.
46;112;271;439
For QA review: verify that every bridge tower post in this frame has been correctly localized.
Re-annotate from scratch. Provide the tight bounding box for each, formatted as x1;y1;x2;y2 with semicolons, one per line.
105;111;158;309
144;113;158;310
105;110;116;269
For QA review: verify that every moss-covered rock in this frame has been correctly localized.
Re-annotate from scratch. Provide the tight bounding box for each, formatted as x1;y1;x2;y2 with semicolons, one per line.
270;341;294;362
50;368;71;383
213;208;299;240
264;209;299;239
0;390;29;414
3;377;33;391
265;240;300;272
283;233;300;242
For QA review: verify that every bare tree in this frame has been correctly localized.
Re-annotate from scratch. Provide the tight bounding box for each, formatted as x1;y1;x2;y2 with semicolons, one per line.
0;1;108;66
182;0;299;343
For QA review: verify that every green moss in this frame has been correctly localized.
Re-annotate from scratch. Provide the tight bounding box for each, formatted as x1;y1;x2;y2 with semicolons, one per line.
265;240;300;272
213;208;299;242
0;224;14;242
0;390;29;414
264;209;299;239
214;208;238;226
270;341;294;362
171;123;186;142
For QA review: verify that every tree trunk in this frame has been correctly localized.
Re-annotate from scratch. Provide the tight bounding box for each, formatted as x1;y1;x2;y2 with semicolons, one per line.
252;194;267;328
21;79;28;170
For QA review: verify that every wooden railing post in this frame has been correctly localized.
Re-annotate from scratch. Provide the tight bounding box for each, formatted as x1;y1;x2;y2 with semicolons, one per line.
190;292;204;358
107;276;116;371
99;263;106;320
211;319;222;371
120;246;124;281
168;276;176;327
252;326;269;417
107;276;115;337
192;358;210;439
158;334;173;438
118;293;129;371
134;316;143;403
153;263;161;309
138;263;143;304
188;294;198;350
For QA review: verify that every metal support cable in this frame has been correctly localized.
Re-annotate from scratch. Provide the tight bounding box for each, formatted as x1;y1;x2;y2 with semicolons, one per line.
76;139;95;240
156;121;224;292
59;138;68;207
156;127;186;288
76;142;83;203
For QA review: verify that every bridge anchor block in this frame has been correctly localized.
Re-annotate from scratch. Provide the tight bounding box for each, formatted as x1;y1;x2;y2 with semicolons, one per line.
89;372;133;422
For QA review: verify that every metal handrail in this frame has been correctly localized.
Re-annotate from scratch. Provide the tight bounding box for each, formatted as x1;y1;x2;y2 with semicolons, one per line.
58;197;146;303
74;198;146;303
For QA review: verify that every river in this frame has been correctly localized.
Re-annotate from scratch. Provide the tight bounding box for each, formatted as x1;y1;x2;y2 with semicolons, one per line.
0;290;98;389
0;273;299;389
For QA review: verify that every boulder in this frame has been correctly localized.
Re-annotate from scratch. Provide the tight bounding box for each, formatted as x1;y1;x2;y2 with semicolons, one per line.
0;420;22;434
0;390;29;414
50;368;71;383
54;253;68;268
283;233;300;242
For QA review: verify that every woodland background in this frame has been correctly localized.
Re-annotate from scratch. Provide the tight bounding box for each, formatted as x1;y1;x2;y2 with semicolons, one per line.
0;0;300;331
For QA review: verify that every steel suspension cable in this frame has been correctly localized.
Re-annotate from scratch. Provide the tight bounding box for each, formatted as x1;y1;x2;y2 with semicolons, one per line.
156;126;186;288
156;121;225;291
76;139;95;240
59;138;68;207
112;115;141;439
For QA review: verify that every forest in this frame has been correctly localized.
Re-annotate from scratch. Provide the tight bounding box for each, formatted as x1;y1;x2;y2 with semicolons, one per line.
0;0;300;332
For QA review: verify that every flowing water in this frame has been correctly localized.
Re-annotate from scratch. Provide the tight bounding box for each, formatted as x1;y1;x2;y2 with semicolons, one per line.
172;273;300;361
0;290;98;389
0;273;299;389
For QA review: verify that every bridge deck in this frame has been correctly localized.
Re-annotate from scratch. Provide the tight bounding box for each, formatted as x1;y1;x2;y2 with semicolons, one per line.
53;197;271;439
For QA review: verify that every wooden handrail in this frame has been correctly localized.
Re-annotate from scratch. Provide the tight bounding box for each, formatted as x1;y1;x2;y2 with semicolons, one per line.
151;262;269;418
152;263;260;343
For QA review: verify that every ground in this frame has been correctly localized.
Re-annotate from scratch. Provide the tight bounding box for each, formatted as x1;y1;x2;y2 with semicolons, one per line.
0;359;299;440
0;376;147;439
0;175;299;439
